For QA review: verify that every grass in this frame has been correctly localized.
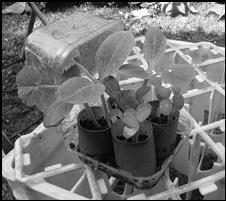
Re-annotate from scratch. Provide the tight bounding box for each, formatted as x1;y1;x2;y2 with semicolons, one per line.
2;2;225;200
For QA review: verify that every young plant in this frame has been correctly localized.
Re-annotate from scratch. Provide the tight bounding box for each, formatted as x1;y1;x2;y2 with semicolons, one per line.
116;26;196;124
103;75;152;143
16;31;135;129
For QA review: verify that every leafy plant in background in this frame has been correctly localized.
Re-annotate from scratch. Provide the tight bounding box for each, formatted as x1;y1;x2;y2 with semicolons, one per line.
16;31;135;129
128;2;198;17
160;2;198;17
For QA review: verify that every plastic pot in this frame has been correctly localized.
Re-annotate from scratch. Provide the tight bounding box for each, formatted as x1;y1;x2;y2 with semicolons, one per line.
111;120;156;177
77;106;113;161
148;100;179;163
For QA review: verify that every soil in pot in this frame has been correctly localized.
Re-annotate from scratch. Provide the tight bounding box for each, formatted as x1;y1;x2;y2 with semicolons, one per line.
77;106;114;163
148;100;179;165
111;120;157;177
80;116;108;130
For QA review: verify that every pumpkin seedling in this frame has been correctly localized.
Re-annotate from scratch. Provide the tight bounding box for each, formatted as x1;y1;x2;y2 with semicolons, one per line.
103;74;153;143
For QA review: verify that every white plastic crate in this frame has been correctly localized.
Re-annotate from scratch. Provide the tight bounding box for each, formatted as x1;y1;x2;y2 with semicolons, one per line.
2;38;225;200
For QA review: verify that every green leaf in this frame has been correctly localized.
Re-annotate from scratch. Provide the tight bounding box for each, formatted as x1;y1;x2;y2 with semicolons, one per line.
148;75;162;88
102;76;121;99
43;100;74;128
58;77;105;104
187;2;198;14
135;85;151;102
109;109;123;124
16;65;41;86
18;86;57;112
143;26;167;73
125;108;137;116
16;65;57;112
118;90;139;111
95;31;135;80
176;3;186;14
122;109;139;128
165;2;173;14
118;64;151;79
159;99;173;116
161;64;196;88
136;103;152;122
123;125;139;139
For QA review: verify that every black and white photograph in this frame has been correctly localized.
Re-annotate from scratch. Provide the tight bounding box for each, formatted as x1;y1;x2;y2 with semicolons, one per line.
2;2;225;200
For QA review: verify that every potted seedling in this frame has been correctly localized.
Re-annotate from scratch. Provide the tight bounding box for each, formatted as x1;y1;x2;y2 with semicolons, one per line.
103;74;156;177
16;31;135;162
115;26;196;163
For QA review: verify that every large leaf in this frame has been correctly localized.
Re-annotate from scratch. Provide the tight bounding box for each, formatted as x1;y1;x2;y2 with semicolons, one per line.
118;64;151;79
58;77;105;104
102;76;121;99
16;65;41;86
18;86;57;112
43;99;74;128
161;64;196;88
95;31;135;80
143;26;167;73
16;65;57;112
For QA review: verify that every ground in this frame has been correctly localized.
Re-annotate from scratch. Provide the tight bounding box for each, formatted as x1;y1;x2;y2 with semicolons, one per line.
2;2;225;200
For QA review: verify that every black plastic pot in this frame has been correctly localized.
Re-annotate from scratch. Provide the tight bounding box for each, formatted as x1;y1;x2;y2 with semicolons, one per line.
77;106;113;161
148;100;179;164
111;120;156;177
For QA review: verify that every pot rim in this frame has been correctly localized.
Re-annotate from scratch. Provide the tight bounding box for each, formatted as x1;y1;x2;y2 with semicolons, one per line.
148;100;180;126
77;106;111;133
112;120;153;145
150;111;180;126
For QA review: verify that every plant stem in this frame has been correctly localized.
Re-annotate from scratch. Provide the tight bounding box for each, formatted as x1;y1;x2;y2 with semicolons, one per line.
101;94;111;127
84;103;102;129
134;131;139;143
74;60;96;83
143;79;149;86
39;85;59;89
74;59;111;128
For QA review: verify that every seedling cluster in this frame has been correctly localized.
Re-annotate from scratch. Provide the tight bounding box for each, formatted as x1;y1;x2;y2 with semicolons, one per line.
16;26;196;144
